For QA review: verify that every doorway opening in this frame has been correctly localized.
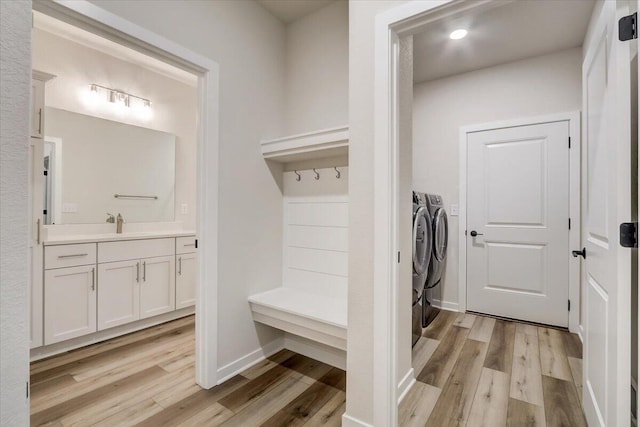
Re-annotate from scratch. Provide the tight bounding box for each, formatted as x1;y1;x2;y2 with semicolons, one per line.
371;0;636;425
27;2;220;419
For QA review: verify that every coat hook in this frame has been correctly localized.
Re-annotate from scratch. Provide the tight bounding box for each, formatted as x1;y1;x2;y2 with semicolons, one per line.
294;170;301;181
313;168;320;180
334;167;341;179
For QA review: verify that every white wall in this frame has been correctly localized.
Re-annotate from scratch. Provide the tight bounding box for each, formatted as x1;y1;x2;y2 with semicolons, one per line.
413;47;583;310
284;0;348;135
32;29;198;228
346;1;410;425
0;0;32;424
89;0;287;375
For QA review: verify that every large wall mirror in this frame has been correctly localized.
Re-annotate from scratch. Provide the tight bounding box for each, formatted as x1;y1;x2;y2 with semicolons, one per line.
44;108;176;224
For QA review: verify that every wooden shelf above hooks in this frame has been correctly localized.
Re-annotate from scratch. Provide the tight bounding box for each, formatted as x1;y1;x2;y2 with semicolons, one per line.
261;125;348;163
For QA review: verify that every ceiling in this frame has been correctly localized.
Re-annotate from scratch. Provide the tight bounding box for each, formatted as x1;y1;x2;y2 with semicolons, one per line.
257;0;337;24
413;0;596;84
33;11;198;87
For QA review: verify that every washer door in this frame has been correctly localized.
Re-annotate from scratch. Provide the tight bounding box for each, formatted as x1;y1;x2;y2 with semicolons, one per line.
432;208;448;262
412;206;432;275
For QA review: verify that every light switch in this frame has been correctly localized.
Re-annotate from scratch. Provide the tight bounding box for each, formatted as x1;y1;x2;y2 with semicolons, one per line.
62;202;78;213
450;204;459;216
181;204;188;215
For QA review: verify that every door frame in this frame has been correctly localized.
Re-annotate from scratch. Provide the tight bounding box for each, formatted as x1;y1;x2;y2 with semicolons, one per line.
458;112;582;334
31;0;220;388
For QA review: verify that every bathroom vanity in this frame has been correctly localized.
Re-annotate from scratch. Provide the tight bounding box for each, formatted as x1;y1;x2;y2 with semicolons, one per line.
32;231;196;358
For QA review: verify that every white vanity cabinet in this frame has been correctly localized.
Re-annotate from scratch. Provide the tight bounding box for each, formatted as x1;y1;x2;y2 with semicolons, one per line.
43;243;98;345
37;235;193;354
140;255;176;318
176;237;197;309
98;238;176;326
97;260;140;330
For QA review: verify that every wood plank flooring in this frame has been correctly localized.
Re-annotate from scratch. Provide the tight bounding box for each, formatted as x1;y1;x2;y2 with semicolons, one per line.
30;316;345;427
404;311;587;426
31;311;586;427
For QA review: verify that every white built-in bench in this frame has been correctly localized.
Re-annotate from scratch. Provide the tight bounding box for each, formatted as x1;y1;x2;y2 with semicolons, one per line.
251;131;349;356
249;288;347;350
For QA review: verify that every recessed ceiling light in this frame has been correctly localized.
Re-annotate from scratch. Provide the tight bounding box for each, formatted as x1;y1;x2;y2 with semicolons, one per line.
449;29;468;40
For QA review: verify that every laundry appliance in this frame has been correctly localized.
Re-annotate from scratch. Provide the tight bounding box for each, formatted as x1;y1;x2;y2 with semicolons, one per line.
411;191;432;346
422;193;448;328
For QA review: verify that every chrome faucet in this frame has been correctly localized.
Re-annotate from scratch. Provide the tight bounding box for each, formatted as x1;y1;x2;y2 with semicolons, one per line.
106;213;115;223
116;213;124;234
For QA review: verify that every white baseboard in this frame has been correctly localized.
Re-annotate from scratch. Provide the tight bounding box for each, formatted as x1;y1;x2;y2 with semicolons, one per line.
216;337;284;384
342;413;374;427
431;298;460;312
397;368;416;404
283;333;346;370
30;306;195;361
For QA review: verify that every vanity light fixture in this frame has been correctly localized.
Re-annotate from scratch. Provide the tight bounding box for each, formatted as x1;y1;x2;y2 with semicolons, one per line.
449;29;468;40
84;84;152;120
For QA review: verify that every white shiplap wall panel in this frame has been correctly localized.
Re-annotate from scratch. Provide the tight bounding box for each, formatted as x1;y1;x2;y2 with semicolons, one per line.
288;247;348;277
288;225;348;252
283;167;348;300
287;202;348;227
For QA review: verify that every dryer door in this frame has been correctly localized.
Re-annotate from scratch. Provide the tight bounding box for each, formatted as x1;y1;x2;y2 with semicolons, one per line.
412;206;432;275
432;208;448;262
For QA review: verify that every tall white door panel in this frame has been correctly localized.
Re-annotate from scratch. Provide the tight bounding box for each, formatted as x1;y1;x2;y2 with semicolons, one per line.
466;121;570;327
581;0;633;424
98;260;140;330
140;256;175;319
44;265;97;345
29;137;45;348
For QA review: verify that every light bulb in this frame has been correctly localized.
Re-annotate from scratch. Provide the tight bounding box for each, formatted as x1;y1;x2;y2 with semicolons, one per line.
449;29;468;40
82;84;100;108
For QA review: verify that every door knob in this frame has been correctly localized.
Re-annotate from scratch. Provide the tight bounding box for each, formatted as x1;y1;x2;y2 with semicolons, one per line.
470;230;484;237
572;248;586;259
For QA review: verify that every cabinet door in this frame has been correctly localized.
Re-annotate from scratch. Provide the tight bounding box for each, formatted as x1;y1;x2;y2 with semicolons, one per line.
98;260;140;330
30;138;45;348
140;256;175;319
176;253;197;309
31;79;45;139
44;265;96;345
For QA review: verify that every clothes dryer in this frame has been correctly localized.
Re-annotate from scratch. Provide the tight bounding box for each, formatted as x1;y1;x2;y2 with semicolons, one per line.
411;192;432;346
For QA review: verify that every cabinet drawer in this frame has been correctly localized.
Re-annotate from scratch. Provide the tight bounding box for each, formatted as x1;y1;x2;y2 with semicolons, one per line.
176;236;197;254
98;238;175;263
45;243;97;269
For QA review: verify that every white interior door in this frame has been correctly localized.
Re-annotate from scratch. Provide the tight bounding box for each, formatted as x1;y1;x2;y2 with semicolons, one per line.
29;137;44;348
466;121;570;327
581;0;633;425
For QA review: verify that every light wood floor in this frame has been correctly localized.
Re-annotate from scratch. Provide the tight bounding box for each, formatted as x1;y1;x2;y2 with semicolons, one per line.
403;310;586;426
30;315;345;426
31;311;585;427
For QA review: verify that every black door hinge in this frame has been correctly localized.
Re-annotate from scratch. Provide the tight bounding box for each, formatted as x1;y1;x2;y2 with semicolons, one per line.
619;12;638;41
568;300;571;311
568;218;571;230
194;239;198;249
43;209;47;215
568;137;571;149
26;381;29;398
43;170;48;176
620;222;638;248
397;251;401;263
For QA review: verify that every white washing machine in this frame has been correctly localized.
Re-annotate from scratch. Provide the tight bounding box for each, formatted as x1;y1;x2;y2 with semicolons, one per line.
423;194;448;327
412;192;432;346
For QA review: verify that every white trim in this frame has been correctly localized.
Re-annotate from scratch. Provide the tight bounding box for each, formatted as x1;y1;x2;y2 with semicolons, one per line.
284;334;347;370
397;368;415;404
216;337;284;384
261;125;349;163
430;299;460;312
458;111;581;333
32;0;220;388
30;307;194;361
341;414;374;427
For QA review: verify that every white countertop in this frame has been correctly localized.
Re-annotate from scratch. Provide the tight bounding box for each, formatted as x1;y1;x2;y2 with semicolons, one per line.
44;230;196;245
